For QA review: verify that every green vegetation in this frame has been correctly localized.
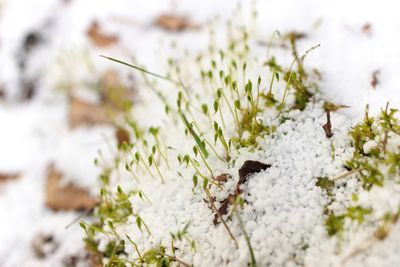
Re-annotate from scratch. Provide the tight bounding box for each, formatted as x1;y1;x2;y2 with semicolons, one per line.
321;104;400;239
81;15;388;265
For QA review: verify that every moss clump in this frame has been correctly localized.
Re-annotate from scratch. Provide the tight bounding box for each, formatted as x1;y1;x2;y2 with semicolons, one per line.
316;177;335;191
325;213;345;236
346;105;400;189
322;104;400;238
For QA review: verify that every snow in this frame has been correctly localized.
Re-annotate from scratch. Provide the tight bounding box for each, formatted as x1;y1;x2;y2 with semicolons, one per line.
0;0;399;266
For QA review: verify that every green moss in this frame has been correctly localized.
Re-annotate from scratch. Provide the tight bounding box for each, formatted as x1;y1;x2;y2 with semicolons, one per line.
345;206;372;224
325;213;345;236
323;101;349;112
235;107;275;148
322;105;400;238
316;177;335;191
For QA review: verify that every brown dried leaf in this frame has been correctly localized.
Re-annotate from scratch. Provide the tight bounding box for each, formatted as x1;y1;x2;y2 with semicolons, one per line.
87;21;118;47
322;111;333;138
362;23;373;36
46;166;98;211
155;14;197;32
238;160;271;193
115;127;130;146
215;173;231;185
0;172;19;182
69;97;113;128
213;194;236;225
69;70;135;128
213;161;270;225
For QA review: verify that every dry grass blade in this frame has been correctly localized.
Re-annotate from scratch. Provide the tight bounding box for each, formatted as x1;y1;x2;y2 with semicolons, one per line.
204;188;238;248
333;168;362;181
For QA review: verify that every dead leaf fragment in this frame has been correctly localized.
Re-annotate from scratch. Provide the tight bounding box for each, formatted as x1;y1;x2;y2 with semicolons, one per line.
371;70;380;89
215;173;231;185
322;111;333;138
213;194;236;225
87;21;118;47
69;97;113;128
155;14;197;32
212;161;270;225
115;127;130;146
362;23;373;36
69;70;135;128
0;172;19;182
46;166;98;211
238;160;271;190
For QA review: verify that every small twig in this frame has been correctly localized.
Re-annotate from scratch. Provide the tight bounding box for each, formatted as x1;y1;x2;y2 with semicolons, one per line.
333;168;362;181
300;44;321;62
204;188;238;248
342;236;376;264
164;253;192;267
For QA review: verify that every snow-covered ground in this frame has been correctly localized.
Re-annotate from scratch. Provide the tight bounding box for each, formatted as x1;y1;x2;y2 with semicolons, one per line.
0;0;399;266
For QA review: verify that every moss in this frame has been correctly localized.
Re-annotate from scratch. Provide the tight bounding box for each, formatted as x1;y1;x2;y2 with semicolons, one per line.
316;177;335;191
325;213;345;236
322;105;400;238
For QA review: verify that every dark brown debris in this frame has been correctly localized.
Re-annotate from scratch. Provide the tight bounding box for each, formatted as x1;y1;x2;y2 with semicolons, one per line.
238;160;271;187
32;234;58;259
115;127;130;146
46;165;98;211
215;173;231;185
62;252;98;267
63;255;80;267
23;31;44;54
362;23;373;36
371;70;380;89
213;194;236;225
213;160;270;225
155;14;197;32
0;86;6;100
322;111;333;138
86;21;119;47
